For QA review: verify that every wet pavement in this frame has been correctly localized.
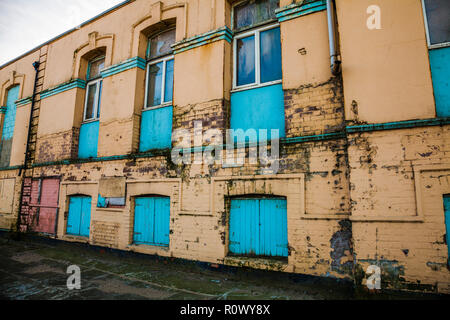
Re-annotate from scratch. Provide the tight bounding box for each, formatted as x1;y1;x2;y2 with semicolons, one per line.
0;233;447;300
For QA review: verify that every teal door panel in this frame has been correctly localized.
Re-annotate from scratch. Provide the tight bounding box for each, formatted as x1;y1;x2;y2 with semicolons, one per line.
260;199;288;257
229;199;260;256
229;197;288;258
80;197;92;237
0;85;20;167
444;195;450;260
153;197;171;246
67;196;91;237
78;121;99;159
429;47;450;117
133;197;170;247
67;197;82;236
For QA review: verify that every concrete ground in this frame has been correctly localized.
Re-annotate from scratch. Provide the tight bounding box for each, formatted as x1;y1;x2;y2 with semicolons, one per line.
0;233;447;300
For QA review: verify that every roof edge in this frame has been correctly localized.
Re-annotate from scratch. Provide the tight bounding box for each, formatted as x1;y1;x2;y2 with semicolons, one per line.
0;0;133;70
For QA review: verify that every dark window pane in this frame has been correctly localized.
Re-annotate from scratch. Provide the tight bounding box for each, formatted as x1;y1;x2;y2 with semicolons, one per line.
164;59;174;103
260;27;282;83
85;83;97;120
234;0;279;30
424;0;450;45
149;29;176;59
97;81;103;119
237;35;256;86
88;57;105;79
147;62;164;107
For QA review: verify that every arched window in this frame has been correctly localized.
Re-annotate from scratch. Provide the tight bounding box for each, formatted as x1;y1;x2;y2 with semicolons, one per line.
84;55;105;122
230;0;285;143
144;29;175;109
0;85;20;167
78;55;105;159
139;28;176;152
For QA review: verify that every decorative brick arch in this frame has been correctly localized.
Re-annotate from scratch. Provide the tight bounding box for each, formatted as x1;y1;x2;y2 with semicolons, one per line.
72;31;115;79
1;71;25;106
130;1;188;58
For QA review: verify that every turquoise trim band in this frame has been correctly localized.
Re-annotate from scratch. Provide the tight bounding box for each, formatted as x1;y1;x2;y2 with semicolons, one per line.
276;0;327;23
37;57;146;101
16;97;32;107
0;106;6;114
346;117;450;133
283;132;345;144
0;165;24;172
101;57;146;78
172;26;233;55
30;117;450;168
40;79;86;100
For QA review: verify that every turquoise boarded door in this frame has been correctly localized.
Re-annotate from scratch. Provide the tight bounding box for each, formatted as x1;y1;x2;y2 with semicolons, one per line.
229;197;288;257
444;195;450;262
133;197;170;247
0;85;20;167
67;196;92;237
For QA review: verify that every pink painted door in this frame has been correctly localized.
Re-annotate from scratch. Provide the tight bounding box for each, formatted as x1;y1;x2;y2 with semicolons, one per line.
31;178;60;234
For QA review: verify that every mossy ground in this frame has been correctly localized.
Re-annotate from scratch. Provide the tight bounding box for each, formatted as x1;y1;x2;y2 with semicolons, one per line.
0;234;447;300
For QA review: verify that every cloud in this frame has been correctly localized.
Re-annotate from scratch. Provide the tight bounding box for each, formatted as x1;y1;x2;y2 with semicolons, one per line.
0;0;124;65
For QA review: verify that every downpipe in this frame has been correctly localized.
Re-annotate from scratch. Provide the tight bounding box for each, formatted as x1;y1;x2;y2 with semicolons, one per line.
327;0;341;76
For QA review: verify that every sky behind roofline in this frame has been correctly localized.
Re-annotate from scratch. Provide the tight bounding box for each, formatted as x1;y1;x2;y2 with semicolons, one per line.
0;0;124;66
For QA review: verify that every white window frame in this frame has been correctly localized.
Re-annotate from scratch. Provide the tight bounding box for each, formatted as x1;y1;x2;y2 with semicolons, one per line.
83;56;105;123
232;23;282;93
144;55;174;111
421;0;450;50
83;78;102;123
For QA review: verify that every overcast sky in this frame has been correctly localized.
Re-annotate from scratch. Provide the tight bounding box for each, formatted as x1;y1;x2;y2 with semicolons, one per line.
0;0;124;65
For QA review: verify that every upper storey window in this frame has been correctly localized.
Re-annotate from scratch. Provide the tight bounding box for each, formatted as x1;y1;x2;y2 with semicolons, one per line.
423;0;450;48
233;0;282;90
422;0;450;117
145;29;176;109
84;55;104;122
234;0;279;31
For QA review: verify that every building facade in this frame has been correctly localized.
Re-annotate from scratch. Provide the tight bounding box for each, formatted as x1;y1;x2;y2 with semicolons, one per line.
0;0;449;293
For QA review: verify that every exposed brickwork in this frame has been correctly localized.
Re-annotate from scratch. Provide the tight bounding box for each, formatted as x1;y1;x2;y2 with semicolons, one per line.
173;99;230;144
349;126;450;293
36;129;79;163
284;77;345;138
92;221;120;248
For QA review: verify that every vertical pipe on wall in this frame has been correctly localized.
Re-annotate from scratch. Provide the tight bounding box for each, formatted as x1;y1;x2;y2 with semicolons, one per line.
327;0;341;75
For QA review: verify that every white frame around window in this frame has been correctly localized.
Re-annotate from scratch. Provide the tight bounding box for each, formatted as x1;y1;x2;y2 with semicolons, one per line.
421;0;450;50
232;23;282;92
83;78;102;122
144;55;174;111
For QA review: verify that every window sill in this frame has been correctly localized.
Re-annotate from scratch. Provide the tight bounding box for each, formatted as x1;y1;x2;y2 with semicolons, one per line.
82;118;100;125
428;42;450;50
143;103;172;111
231;80;282;93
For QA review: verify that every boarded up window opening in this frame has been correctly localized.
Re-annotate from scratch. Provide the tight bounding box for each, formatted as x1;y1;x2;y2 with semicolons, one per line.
97;177;126;208
0;85;20;168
